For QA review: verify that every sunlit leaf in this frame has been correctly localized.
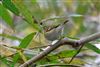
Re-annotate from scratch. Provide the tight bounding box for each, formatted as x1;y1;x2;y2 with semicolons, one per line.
17;50;27;62
55;50;77;58
47;55;59;63
85;43;100;54
2;0;19;15
19;32;36;48
0;4;14;28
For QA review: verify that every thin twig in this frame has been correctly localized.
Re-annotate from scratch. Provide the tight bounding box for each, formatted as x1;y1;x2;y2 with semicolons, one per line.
39;64;81;67
68;43;84;64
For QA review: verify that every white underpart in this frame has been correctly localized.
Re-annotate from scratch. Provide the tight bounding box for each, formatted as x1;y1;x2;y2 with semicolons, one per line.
43;40;59;50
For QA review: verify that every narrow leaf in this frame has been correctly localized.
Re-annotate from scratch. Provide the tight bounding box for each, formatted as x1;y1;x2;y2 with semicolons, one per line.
0;56;11;67
17;50;27;62
19;32;36;48
85;43;100;54
56;50;77;58
2;0;19;15
0;34;21;41
0;4;14;28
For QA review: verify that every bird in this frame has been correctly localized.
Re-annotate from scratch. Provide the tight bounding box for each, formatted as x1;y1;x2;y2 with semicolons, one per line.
32;16;68;41
42;20;69;41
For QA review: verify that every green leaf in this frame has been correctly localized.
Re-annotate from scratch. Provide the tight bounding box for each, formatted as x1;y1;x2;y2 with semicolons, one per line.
19;32;36;48
0;34;21;41
85;43;100;54
17;50;27;62
2;0;19;15
56;50;77;58
0;4;14;28
37;55;59;65
47;55;59;63
12;0;41;31
12;32;36;66
39;50;80;64
0;56;11;67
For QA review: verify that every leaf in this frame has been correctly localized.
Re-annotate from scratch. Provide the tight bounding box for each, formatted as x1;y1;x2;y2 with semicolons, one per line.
40;50;78;64
37;55;59;65
12;32;36;66
63;58;85;65
0;4;14;28
12;0;41;31
55;50;77;58
40;50;84;64
47;54;59;63
17;50;27;62
2;0;19;15
0;56;11;67
85;43;100;54
19;32;36;48
0;34;21;41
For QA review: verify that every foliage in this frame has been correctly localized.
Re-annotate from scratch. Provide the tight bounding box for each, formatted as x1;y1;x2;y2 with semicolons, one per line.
0;0;100;67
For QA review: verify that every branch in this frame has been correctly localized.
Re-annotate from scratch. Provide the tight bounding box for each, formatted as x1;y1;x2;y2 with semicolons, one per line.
19;32;100;67
39;64;81;67
79;32;100;44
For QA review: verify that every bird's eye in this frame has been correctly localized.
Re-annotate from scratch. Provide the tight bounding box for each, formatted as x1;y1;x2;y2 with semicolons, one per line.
40;22;43;25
